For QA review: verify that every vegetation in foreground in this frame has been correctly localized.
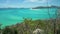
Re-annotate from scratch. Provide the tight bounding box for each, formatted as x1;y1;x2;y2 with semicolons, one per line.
0;18;60;34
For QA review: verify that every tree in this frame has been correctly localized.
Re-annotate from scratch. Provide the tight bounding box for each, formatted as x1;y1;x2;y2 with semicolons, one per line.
0;24;2;34
2;26;14;34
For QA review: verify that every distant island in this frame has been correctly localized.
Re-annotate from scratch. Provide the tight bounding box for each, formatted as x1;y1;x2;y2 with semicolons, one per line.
32;6;60;9
0;6;60;9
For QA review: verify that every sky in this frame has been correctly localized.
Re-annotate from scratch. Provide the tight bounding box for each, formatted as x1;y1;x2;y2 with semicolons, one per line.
0;0;60;8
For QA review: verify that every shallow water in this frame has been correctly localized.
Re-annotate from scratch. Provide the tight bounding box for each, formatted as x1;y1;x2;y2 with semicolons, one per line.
0;8;57;27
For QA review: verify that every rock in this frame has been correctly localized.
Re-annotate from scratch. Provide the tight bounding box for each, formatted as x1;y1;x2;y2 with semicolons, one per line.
33;28;44;34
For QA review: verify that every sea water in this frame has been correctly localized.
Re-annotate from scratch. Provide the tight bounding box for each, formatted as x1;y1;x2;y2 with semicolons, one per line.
0;8;58;27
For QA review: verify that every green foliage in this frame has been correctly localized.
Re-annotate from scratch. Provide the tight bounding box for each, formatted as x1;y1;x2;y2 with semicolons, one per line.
2;26;18;34
2;18;60;34
2;26;13;34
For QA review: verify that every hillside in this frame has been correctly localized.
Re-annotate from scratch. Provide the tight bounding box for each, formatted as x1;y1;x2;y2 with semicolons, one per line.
32;6;60;9
1;18;60;34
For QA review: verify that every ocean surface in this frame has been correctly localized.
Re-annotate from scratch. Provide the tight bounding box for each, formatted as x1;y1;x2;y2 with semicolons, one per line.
0;8;58;27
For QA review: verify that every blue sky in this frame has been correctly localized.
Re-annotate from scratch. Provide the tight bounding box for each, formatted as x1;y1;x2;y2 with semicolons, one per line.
0;0;60;8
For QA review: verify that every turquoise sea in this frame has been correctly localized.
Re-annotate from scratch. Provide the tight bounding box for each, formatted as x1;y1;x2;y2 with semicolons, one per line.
0;8;58;27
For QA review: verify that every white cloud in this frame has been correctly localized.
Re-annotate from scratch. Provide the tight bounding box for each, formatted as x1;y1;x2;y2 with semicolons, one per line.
24;0;47;3
28;0;39;2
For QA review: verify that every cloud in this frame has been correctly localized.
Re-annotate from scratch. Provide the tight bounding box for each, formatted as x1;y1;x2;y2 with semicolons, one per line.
24;0;47;3
27;0;39;2
0;0;48;8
